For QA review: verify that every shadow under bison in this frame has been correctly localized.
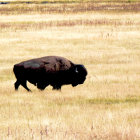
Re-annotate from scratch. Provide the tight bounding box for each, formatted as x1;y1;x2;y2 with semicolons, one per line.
13;56;88;91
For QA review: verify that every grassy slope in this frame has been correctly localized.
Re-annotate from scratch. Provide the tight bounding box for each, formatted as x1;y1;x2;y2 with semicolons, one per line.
0;3;140;140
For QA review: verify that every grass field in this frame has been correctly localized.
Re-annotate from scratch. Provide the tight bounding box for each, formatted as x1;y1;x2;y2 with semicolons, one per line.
0;2;140;140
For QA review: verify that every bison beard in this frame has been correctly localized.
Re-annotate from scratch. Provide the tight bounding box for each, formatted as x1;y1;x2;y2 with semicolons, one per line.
13;56;87;92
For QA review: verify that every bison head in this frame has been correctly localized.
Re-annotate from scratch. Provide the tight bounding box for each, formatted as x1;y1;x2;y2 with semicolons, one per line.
72;64;88;87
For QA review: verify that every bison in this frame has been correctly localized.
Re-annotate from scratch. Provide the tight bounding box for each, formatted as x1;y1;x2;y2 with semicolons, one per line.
13;56;87;91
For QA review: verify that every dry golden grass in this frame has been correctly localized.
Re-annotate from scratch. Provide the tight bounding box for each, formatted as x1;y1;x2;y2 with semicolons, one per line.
0;2;140;15
0;3;140;140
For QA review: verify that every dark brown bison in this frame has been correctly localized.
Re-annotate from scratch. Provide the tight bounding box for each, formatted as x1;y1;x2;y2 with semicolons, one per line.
13;56;87;91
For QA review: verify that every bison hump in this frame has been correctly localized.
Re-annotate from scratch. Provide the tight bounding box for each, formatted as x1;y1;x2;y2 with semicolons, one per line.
43;57;72;73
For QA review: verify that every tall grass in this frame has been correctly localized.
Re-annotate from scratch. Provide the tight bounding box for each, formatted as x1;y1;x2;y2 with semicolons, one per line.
0;3;140;140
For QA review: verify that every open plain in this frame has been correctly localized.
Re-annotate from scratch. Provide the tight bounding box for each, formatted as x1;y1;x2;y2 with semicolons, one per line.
0;2;140;139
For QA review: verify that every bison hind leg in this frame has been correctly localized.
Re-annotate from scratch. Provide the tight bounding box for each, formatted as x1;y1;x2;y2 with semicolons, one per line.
14;80;31;92
20;80;31;92
14;80;20;91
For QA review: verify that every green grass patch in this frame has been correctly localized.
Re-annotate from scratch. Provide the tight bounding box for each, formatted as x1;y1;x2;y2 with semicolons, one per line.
87;97;140;105
45;96;140;107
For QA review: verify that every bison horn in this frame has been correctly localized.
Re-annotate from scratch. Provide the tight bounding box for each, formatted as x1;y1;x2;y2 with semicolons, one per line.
75;67;78;73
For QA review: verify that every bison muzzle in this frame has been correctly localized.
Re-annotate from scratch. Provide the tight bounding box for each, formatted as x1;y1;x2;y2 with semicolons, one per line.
13;56;87;91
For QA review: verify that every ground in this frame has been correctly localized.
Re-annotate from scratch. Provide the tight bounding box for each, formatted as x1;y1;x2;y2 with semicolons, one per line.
0;2;140;140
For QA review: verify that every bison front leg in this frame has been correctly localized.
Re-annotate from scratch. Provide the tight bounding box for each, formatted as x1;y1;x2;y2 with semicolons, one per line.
37;82;48;90
52;85;62;91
